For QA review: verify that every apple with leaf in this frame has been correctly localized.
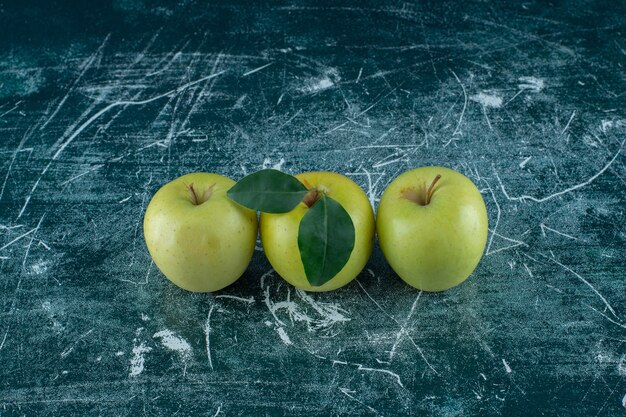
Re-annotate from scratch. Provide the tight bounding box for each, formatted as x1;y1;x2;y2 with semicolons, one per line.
228;169;375;291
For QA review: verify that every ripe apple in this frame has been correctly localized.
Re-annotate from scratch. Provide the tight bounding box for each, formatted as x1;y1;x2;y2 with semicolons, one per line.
143;172;258;292
260;172;375;292
376;166;488;291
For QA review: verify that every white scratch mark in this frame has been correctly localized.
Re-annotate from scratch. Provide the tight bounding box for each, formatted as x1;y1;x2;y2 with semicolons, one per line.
40;34;109;130
523;263;533;278
212;404;223;417
540;223;577;240
60;329;94;359
129;340;152;377
356;280;439;376
482;105;493;130
205;305;215;370
504;88;526;107
22;214;45;271
355;85;400;117
389;291;421;360
517;76;544;92
324;121;349;135
519;156;532;169
601;119;614;133
372;156;406;169
118;196;132;204
549;257;618;320
470;92;503;108
276;109;302;130
0;329;8;351
484;180;502;256
30;260;48;275
153;329;192;359
585;304;626;330
243;62;273;77
357;365;404;388
296;289;351;328
17;162;49;219
0;124;33;203
450;70;467;136
262;276;350;331
502;359;512;373
355;67;363;83
0;228;37;251
60;164;104;186
215;295;254;304
0;101;22;120
339;388;378;413
561;110;576;135
276;327;292;345
52;71;226;161
300;76;335;94
496;139;624;203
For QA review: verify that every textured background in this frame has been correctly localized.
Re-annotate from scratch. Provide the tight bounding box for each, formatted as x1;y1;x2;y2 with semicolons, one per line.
0;1;625;415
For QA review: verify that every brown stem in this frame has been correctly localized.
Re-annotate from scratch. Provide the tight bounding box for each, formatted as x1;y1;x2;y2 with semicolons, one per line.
187;183;199;205
187;183;216;205
425;174;442;205
302;189;320;208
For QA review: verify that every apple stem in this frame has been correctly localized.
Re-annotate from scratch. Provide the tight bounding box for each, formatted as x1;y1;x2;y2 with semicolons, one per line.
425;174;442;205
187;183;216;205
187;183;199;205
302;189;321;208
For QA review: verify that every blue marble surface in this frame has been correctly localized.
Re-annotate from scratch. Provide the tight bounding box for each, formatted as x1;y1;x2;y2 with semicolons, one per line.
0;1;624;415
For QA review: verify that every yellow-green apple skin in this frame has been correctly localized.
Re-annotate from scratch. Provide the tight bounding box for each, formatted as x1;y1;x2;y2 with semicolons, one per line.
376;166;488;292
143;173;258;292
260;172;375;292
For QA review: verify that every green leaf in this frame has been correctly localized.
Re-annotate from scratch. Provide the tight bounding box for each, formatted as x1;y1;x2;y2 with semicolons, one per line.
298;195;355;287
227;169;308;213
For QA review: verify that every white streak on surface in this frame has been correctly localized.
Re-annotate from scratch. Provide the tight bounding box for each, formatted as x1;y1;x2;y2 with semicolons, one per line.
204;305;215;370
129;340;152;377
0;228;36;251
496;139;624;203
470;92;503;108
338;388;378;413
540;223;577;240
243;62;273;77
450;70;467;136
519;156;532;168
357;365;404;388
153;329;192;359
215;295;254;304
276;327;292;345
548;257;619;320
502;359;512;373
262;273;350;331
561;110;576;135
60;329;94;359
302;77;333;93
517;76;544;92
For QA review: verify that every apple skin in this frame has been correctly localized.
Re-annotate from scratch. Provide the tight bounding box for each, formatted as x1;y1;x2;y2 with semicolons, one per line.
376;166;488;292
143;172;258;292
260;172;375;292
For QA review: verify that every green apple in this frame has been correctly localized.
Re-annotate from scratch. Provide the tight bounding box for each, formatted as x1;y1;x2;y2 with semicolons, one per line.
260;172;375;292
143;172;258;292
376;166;488;291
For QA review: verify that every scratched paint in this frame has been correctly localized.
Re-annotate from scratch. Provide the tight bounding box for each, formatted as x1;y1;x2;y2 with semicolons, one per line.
0;2;624;416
